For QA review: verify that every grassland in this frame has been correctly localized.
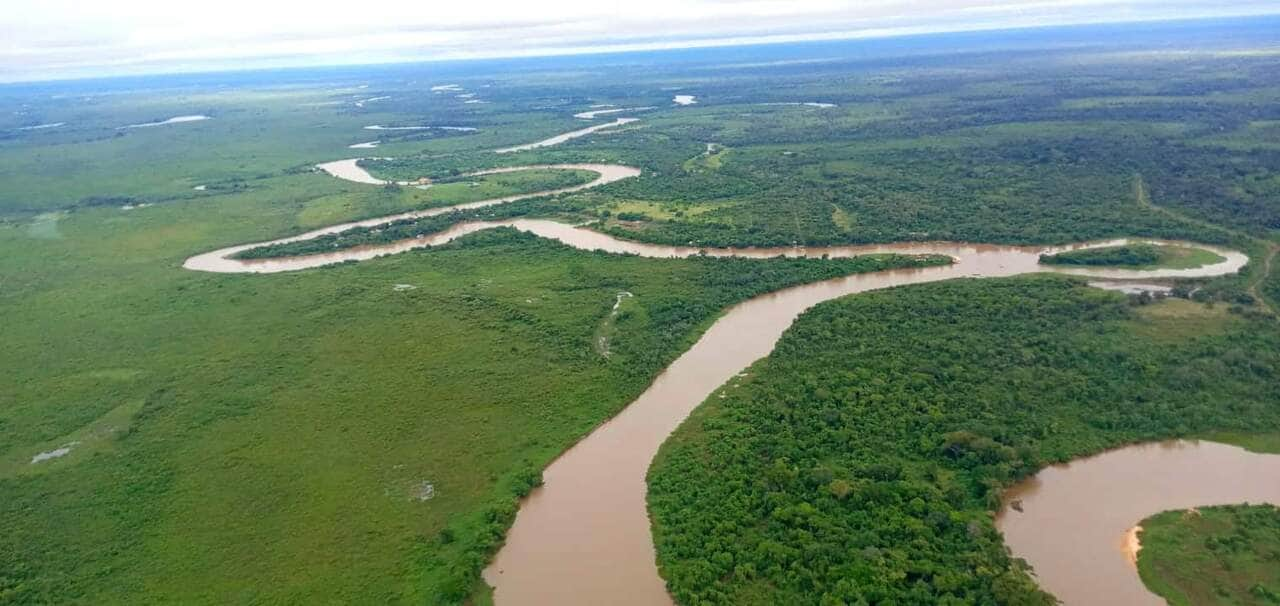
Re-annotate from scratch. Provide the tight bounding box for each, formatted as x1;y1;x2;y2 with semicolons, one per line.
1137;505;1280;605
0;169;935;603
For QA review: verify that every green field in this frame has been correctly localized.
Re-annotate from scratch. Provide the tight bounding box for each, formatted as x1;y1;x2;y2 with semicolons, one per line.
1138;505;1280;605
3;17;1280;606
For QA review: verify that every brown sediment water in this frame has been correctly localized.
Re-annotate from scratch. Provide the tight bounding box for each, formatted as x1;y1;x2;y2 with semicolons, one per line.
573;107;656;120
186;195;1247;281
362;125;477;131
495;118;637;153
183;164;641;273
316;158;393;185
119;114;210;129
184;174;1249;606
998;441;1280;605
184;153;1250;605
477;239;1245;606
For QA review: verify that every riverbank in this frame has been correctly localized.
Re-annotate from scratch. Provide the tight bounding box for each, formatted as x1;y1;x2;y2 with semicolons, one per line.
1135;504;1280;605
999;441;1280;605
182;152;1251;606
647;278;1280;606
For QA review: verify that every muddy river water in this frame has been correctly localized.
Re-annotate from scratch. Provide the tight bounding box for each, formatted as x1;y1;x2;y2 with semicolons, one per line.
998;441;1280;605
186;156;1257;605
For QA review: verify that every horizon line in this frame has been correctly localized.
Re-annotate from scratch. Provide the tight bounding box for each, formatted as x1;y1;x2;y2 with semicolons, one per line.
4;12;1277;87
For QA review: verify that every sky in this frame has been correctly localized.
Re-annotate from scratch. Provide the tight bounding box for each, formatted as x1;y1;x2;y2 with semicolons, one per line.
3;0;1278;82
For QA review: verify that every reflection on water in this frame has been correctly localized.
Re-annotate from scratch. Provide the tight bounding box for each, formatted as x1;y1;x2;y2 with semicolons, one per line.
998;441;1280;605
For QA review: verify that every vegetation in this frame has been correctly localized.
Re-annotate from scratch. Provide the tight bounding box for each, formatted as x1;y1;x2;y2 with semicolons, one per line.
648;278;1280;605
1042;244;1160;266
366;166;597;194
16;23;1271;261
232;197;552;259
1040;243;1225;269
1137;505;1280;606
2;15;1280;605
0;179;938;604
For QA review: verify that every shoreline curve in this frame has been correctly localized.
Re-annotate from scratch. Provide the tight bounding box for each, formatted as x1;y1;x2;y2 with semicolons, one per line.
998;440;1280;605
180;120;1255;606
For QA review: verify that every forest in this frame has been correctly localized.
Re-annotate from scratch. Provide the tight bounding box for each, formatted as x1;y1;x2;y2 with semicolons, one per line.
1041;244;1164;266
1038;243;1226;270
648;278;1280;605
234;77;1280;261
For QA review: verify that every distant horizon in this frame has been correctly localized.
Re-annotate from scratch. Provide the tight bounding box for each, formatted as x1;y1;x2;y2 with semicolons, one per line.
4;0;1278;84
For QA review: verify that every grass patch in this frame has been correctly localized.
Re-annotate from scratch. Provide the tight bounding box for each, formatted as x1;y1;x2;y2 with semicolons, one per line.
1125;298;1240;342
0;400;144;479
1137;505;1280;606
1201;432;1280;455
25;212;67;240
683;145;730;172
831;205;854;232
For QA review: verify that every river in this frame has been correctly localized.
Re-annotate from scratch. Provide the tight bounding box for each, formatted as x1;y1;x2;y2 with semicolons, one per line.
185;128;1253;605
184;165;640;273
998;440;1280;605
494;118;638;153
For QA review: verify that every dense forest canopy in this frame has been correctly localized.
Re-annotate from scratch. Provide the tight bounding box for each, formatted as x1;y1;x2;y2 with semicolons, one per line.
1041;244;1164;266
649;279;1280;605
1038;243;1226;269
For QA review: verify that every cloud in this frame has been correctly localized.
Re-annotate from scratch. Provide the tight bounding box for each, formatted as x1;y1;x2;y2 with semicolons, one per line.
1;0;1276;82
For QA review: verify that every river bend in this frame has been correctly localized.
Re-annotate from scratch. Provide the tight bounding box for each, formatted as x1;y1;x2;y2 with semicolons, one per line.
998;441;1280;605
184;133;1252;606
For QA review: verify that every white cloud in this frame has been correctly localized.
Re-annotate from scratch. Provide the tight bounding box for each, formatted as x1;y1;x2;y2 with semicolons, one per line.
1;0;1276;82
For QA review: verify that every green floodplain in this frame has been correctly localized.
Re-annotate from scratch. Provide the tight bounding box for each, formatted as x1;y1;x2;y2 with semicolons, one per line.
3;16;1280;605
1138;504;1280;606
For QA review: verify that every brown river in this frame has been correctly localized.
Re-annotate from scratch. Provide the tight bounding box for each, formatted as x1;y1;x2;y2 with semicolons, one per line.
184;158;1258;605
999;441;1280;605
